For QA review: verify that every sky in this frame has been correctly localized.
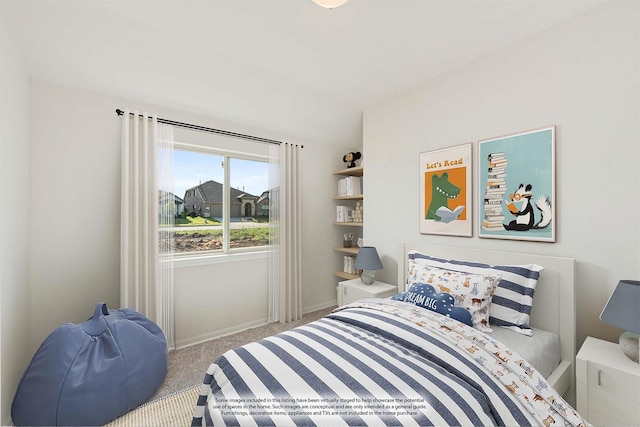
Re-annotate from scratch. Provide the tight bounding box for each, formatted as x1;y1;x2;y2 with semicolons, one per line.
170;150;269;198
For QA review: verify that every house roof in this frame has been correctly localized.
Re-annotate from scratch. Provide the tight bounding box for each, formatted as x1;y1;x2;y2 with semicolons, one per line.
257;190;270;204
189;180;259;203
159;190;183;204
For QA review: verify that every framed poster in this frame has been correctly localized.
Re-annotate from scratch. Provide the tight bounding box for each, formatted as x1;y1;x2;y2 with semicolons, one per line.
478;126;555;242
419;143;472;237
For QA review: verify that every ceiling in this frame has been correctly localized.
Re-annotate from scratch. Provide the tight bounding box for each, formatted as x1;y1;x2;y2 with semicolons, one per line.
1;0;604;145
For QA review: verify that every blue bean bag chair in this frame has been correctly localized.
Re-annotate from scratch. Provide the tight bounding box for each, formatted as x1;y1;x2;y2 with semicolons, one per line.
12;302;168;426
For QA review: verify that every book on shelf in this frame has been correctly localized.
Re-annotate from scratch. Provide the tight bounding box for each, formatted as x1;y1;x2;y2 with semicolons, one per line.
337;176;362;197
336;206;354;222
343;255;356;274
337;179;346;197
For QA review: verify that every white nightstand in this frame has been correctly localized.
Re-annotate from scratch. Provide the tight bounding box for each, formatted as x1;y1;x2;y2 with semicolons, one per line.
576;336;640;426
337;279;397;306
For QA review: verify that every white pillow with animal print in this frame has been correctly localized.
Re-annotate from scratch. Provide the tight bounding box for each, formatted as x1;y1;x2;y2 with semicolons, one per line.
407;251;544;336
407;263;501;332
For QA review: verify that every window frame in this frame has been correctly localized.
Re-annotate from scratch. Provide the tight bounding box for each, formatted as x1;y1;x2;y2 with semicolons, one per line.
168;141;271;263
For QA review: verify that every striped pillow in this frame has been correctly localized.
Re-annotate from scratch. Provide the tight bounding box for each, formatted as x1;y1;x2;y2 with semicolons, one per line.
408;251;544;336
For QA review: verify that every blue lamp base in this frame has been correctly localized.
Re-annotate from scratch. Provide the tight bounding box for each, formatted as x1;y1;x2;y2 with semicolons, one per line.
619;331;639;363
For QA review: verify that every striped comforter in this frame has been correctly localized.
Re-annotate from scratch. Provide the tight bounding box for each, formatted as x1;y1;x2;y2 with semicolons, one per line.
192;299;588;426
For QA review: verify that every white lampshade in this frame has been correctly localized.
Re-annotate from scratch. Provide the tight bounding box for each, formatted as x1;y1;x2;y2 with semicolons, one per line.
312;0;349;9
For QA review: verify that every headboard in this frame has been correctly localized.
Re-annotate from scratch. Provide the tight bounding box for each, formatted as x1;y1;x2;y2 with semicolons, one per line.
400;242;576;402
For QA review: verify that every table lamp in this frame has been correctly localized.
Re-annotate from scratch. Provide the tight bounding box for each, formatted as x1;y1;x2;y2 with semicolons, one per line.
354;246;383;285
600;279;640;362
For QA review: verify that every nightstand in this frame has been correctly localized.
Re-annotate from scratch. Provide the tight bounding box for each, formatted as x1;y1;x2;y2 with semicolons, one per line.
337;279;397;306
576;336;640;426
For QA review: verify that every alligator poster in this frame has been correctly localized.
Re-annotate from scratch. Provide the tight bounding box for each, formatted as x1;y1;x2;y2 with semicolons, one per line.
419;143;472;237
478;126;555;242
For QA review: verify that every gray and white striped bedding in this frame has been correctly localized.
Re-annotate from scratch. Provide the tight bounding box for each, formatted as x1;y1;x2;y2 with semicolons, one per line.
192;299;588;426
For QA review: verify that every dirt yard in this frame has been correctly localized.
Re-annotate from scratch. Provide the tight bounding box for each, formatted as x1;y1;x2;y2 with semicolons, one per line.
168;232;268;252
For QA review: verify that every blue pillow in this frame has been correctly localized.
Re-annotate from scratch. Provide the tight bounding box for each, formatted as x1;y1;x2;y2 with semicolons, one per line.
392;283;473;326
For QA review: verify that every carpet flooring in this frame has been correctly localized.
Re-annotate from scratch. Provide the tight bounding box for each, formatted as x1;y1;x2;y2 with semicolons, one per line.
106;306;336;426
149;306;336;402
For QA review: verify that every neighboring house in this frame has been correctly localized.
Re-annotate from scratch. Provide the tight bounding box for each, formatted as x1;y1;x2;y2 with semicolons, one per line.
159;190;184;218
183;180;264;219
256;190;271;218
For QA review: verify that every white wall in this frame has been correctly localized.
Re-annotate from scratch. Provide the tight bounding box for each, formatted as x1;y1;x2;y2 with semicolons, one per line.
363;1;639;349
0;23;32;424
174;255;270;347
26;80;344;354
29;81;123;352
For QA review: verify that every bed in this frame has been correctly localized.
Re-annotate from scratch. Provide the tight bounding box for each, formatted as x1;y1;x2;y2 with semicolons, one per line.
399;242;577;402
192;243;585;426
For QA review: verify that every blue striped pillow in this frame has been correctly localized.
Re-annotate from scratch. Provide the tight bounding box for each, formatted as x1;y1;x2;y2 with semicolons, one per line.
408;251;544;336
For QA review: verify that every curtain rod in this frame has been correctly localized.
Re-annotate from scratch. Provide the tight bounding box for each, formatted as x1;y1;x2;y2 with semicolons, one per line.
115;108;287;146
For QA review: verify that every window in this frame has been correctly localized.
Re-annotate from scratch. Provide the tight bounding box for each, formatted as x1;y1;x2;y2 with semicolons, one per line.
161;144;271;255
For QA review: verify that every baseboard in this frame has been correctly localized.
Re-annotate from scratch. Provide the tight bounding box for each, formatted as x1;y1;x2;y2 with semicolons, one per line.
303;299;337;315
174;317;269;350
174;300;337;350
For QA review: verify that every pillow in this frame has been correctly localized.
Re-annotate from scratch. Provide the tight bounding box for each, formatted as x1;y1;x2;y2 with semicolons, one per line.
406;265;500;332
408;251;544;336
391;284;473;327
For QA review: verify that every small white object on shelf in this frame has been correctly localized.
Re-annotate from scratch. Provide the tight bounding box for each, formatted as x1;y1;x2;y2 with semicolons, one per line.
352;201;363;223
336;206;349;222
343;256;356;274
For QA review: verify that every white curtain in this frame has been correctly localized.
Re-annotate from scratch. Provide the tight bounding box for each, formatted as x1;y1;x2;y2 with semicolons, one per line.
268;142;302;324
120;109;175;349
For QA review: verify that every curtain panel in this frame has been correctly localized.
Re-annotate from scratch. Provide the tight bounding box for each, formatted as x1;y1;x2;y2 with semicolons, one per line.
120;109;175;349
268;142;303;324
